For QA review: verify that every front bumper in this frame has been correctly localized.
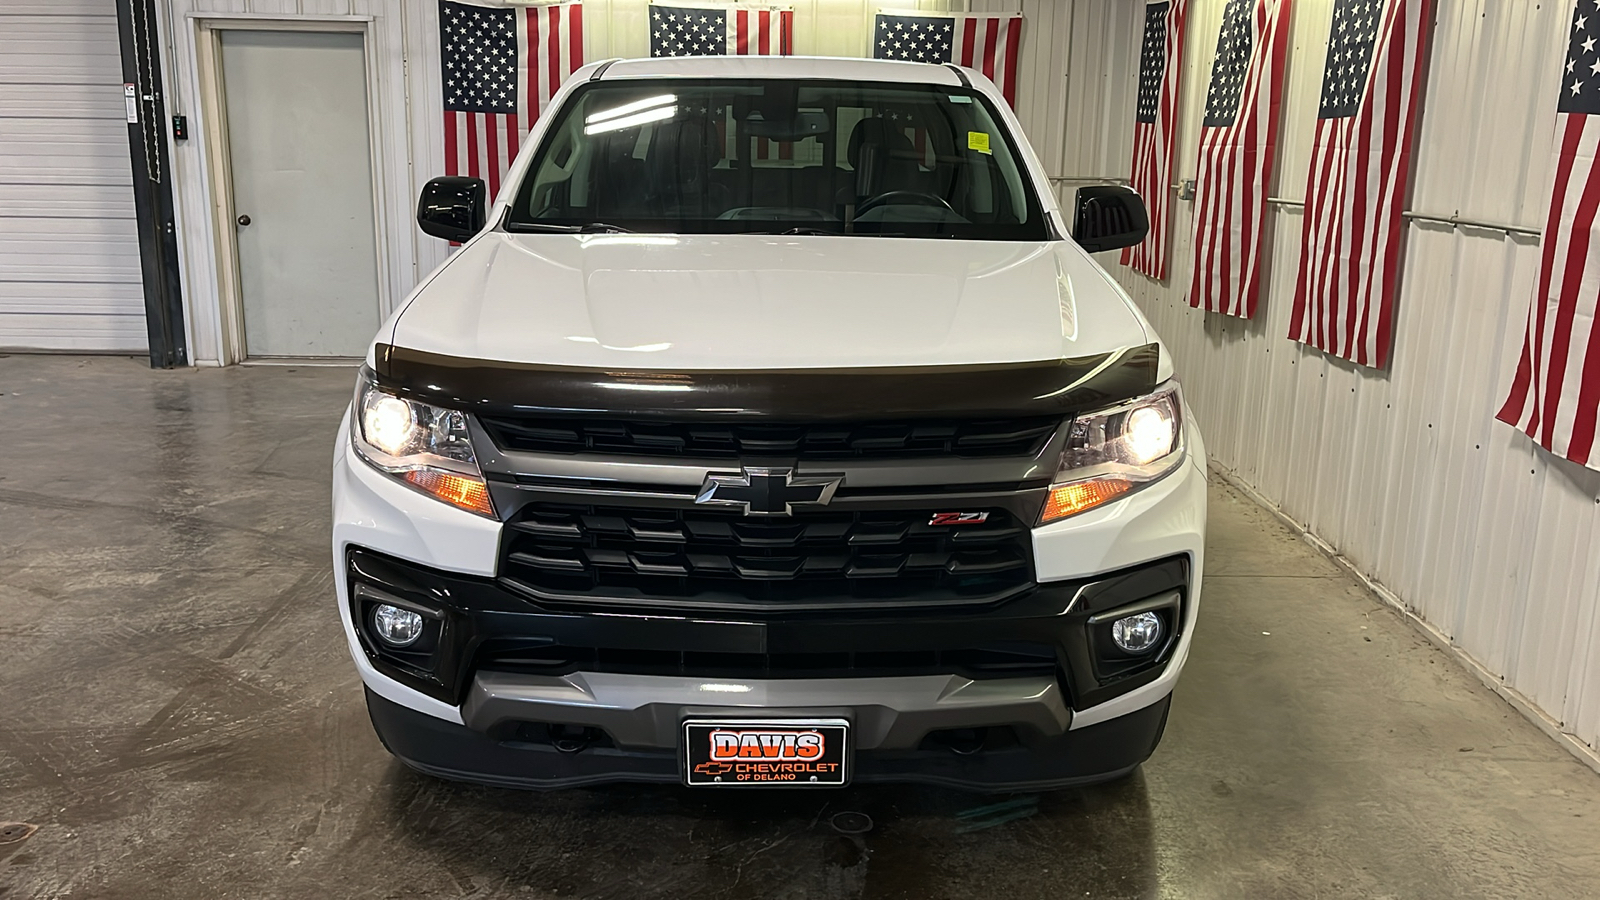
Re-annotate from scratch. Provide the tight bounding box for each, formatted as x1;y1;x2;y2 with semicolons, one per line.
333;411;1207;788
366;686;1172;792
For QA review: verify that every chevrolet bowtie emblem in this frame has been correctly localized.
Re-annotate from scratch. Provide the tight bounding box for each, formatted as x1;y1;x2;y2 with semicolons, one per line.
695;467;843;516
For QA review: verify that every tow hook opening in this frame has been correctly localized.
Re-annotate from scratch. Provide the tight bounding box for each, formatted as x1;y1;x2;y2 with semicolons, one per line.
919;726;1020;756
551;725;598;754
946;728;988;755
499;722;614;753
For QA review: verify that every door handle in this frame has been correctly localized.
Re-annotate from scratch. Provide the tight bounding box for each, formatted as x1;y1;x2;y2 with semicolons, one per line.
237;214;252;227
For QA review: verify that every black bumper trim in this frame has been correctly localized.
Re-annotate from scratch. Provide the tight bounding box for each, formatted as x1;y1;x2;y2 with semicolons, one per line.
346;547;1189;712
365;687;1171;792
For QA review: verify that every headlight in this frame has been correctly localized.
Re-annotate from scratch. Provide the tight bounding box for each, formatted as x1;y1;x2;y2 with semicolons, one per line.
350;373;495;518
1040;383;1185;524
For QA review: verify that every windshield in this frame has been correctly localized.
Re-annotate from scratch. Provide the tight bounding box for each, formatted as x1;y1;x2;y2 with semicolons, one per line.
506;79;1050;240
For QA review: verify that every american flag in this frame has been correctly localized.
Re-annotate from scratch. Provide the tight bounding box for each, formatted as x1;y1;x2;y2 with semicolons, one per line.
1187;0;1290;319
440;0;583;199
1497;0;1600;469
1287;0;1433;368
1121;0;1187;281
649;4;793;58
871;13;1024;107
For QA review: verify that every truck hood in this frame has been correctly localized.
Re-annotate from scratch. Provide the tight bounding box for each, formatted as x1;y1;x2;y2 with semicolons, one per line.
389;232;1153;370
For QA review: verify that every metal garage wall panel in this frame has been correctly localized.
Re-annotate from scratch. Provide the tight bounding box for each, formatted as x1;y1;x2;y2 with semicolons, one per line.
968;0;1073;174
1079;0;1600;757
0;15;124;81
1056;0;1140;183
0;3;147;350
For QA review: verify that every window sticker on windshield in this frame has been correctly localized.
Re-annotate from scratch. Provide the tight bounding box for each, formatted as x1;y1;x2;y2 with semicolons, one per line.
968;131;991;154
949;94;973;104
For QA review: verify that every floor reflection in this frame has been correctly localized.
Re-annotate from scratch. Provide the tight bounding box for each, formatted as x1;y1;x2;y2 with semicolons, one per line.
354;760;1157;899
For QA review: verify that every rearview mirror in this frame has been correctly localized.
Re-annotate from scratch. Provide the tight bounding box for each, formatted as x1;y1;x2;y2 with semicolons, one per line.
417;176;487;243
743;110;831;142
1072;185;1149;253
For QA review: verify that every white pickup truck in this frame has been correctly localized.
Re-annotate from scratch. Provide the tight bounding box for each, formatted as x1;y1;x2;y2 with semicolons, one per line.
332;55;1207;791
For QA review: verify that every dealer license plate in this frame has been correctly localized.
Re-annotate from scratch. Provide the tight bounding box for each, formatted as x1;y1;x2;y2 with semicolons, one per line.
682;719;850;787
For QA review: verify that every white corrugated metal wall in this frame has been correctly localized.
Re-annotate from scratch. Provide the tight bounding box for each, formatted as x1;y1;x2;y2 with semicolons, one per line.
0;0;147;351
1063;0;1600;761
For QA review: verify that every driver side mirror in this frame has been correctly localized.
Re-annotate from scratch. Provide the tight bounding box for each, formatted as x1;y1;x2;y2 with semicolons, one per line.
1072;185;1149;253
417;176;487;243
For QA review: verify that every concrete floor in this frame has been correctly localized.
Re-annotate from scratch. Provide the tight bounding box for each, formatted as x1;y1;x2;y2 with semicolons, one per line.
2;355;1599;900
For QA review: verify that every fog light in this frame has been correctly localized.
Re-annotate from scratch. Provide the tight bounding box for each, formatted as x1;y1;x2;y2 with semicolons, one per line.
1111;612;1162;653
372;603;424;646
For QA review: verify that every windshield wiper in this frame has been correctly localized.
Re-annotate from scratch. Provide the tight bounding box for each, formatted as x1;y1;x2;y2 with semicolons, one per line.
763;226;841;236
505;221;634;234
755;227;939;237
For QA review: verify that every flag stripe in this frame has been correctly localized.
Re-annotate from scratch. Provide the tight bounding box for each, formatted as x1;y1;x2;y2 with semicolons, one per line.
1342;28;1381;362
546;8;561;113
981;19;1000;84
485;115;501;196
524;8;539;142
1365;0;1413;365
568;2;583;72
1001;17;1023;105
444;110;459;178
1353;0;1403;363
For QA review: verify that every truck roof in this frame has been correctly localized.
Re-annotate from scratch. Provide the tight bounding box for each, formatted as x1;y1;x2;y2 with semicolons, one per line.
593;55;971;87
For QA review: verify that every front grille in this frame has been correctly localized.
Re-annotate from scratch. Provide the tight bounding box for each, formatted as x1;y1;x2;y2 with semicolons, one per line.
477;415;1061;460
477;638;1059;681
498;502;1035;612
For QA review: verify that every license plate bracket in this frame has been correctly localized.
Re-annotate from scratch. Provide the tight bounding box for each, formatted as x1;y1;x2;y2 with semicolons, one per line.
682;718;850;787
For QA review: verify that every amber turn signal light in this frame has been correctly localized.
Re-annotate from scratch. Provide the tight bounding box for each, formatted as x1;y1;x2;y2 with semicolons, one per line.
404;469;496;518
1040;478;1132;524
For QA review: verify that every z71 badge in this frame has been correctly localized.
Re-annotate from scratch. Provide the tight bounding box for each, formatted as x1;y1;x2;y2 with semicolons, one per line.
928;511;990;526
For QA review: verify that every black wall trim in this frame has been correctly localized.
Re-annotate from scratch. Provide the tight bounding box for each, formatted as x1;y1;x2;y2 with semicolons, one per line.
117;0;188;368
371;343;1161;421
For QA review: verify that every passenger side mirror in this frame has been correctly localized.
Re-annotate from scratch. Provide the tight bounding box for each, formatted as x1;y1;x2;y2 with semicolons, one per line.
1072;185;1149;253
417;176;487;243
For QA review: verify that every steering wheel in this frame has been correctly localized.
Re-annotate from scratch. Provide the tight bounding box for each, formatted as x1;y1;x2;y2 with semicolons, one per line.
855;190;957;217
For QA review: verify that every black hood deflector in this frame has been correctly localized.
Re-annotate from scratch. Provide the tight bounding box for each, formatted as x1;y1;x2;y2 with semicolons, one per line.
372;342;1160;421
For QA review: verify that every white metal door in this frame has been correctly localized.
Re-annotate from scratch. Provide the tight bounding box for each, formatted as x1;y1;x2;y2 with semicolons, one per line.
219;30;380;358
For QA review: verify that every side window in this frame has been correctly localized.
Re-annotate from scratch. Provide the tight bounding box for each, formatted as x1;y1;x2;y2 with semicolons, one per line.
526;115;581;215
